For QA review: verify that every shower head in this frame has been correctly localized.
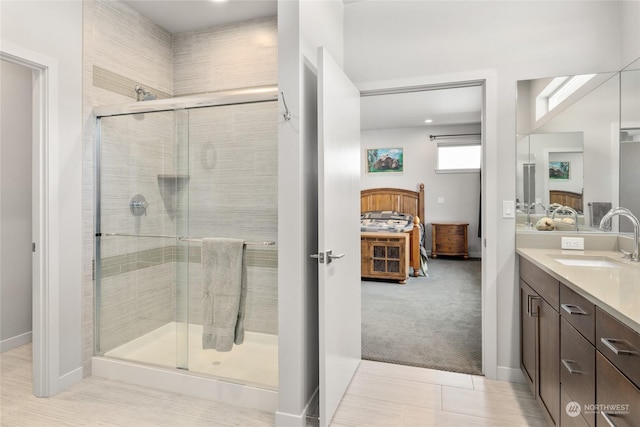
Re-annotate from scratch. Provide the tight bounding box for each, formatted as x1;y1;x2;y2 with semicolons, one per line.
135;85;157;101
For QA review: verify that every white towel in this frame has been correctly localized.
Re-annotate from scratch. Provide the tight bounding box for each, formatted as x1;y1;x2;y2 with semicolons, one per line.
201;238;247;352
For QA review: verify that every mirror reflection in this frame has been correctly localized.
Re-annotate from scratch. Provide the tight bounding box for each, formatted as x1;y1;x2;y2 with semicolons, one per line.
517;69;624;233
620;57;640;233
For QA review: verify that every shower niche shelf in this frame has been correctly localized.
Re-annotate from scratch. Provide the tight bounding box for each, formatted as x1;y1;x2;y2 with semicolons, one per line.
157;174;190;182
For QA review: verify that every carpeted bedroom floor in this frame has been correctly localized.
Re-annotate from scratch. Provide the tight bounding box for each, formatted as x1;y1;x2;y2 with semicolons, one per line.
361;257;482;375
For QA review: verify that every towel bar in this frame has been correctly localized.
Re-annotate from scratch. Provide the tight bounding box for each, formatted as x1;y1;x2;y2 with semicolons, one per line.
100;232;275;246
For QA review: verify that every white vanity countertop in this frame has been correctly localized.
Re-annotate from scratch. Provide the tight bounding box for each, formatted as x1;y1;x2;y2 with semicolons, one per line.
516;247;640;333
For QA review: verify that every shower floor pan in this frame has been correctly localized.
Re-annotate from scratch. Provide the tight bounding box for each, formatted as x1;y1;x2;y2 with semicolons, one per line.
101;322;278;390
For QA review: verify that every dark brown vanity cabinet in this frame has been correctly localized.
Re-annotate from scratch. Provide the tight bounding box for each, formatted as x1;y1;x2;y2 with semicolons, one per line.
519;257;560;426
595;307;640;427
560;285;596;427
520;255;640;427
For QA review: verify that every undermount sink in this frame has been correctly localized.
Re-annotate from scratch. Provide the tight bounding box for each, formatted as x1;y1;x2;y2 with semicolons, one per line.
551;255;622;268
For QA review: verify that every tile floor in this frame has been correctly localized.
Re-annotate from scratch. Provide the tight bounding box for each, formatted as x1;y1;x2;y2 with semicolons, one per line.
0;344;547;426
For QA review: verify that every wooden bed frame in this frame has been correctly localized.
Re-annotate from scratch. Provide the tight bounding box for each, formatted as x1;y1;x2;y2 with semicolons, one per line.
360;183;425;278
550;190;583;213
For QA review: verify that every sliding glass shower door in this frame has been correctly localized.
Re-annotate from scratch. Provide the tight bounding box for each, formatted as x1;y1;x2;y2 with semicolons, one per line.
95;108;190;370
94;95;279;391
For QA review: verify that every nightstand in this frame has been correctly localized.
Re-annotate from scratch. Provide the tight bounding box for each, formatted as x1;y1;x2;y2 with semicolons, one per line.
431;222;469;259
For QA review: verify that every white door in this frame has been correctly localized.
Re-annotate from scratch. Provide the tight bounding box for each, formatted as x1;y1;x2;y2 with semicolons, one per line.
316;47;361;427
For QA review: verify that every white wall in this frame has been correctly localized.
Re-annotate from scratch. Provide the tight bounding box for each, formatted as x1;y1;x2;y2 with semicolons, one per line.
361;124;482;256
0;60;33;352
0;0;83;391
344;0;624;380
621;1;640;67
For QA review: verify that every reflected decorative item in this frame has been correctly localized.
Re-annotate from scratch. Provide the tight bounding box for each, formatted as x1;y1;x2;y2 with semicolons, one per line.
366;148;403;173
549;161;570;180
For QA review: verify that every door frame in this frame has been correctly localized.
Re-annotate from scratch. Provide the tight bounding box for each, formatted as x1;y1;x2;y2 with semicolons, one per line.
357;69;498;379
1;43;60;397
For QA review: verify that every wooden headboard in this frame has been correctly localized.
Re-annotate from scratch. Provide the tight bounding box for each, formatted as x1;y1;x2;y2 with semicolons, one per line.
360;183;425;224
550;190;583;213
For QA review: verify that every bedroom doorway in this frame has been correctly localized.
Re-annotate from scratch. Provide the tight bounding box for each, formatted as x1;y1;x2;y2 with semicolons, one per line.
358;81;484;375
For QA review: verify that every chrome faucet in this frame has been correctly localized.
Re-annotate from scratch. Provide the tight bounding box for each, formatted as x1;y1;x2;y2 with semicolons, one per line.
529;201;546;214
599;207;640;261
547;203;563;217
551;206;579;231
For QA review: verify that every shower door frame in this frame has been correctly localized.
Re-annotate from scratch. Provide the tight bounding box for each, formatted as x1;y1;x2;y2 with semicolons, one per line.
93;84;279;367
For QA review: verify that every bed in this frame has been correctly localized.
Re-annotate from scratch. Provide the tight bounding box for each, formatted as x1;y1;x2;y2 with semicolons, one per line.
360;184;426;282
550;190;583;213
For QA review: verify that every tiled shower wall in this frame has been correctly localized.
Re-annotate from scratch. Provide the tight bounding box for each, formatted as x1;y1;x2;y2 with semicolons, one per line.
82;0;278;372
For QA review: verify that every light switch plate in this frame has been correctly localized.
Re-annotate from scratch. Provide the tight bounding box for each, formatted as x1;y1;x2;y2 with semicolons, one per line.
502;200;515;218
561;237;584;250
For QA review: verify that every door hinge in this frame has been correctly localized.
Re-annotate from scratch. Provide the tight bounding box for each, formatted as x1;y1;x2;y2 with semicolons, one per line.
32;242;36;252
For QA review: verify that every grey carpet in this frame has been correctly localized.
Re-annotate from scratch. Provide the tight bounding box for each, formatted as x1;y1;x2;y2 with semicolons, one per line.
361;257;482;375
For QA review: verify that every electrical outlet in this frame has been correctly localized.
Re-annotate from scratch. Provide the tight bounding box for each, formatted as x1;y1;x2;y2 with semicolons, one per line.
561;237;584;250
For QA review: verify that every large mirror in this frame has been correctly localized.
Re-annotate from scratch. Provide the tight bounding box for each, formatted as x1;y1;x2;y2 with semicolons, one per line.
516;58;640;234
620;57;640;232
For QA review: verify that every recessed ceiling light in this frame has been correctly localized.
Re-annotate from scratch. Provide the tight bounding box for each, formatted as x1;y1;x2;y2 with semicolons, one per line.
424;119;433;124
210;0;228;3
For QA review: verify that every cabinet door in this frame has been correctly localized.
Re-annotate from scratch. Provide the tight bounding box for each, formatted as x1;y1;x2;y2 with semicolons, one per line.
539;297;560;426
560;318;595;427
520;279;537;395
596;351;640;427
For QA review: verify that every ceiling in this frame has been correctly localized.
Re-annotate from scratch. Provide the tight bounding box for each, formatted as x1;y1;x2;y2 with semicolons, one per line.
121;0;277;34
120;0;482;130
361;86;483;130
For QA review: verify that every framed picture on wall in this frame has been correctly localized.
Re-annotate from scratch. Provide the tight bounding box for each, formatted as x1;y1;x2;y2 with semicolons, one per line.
549;161;570;180
366;148;404;173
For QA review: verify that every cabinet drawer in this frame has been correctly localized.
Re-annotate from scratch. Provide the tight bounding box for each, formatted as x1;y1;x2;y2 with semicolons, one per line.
519;257;559;311
560;284;595;345
434;226;465;236
596;307;640;388
561;385;591;427
437;235;464;244
561;318;595;427
596;351;640;427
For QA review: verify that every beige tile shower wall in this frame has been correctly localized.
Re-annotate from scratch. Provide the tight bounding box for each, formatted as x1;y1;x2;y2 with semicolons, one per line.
83;0;175;373
172;16;278;96
98;262;175;353
186;101;278;334
99;112;178;255
187;101;278;243
91;0;173;96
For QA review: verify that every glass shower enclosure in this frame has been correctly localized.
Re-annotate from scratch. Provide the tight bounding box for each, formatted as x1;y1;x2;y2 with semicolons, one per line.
94;87;278;391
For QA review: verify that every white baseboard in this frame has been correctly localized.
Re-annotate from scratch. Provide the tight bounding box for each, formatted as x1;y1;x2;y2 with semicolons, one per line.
0;331;32;353
275;411;307;427
497;366;526;383
275;387;319;427
56;366;83;392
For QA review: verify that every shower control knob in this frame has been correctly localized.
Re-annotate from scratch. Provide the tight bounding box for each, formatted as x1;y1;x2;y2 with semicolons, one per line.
130;194;148;216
